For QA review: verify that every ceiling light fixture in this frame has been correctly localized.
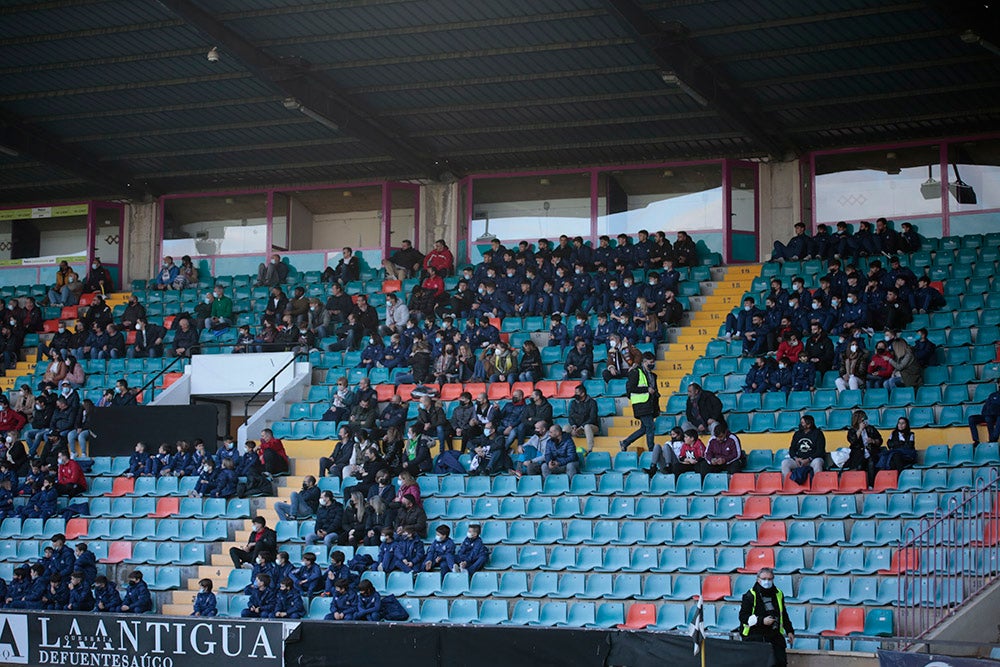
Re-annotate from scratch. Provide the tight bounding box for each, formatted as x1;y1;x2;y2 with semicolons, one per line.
920;165;941;200
659;70;709;106
206;47;219;62
281;97;339;132
0;145;19;157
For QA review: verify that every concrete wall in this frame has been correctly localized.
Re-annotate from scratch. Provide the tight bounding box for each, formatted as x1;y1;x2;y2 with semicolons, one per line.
124;201;158;287
922;578;1000;656
759;159;803;261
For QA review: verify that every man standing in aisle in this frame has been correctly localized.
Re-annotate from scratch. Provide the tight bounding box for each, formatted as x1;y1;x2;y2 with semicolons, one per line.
619;351;658;453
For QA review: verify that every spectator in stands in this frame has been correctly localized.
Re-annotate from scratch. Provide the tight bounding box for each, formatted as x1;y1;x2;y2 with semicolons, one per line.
874;217;899;254
242;573;275;618
205;285;233;330
452;524;488;575
0;323;23;374
834;338;868;392
468;423;511;476
415;396;448;453
423;239;454;276
725;297;762;341
152;256;179;290
532;424;579;480
911;328;937;368
129;317;165;358
1;397;30;445
844;409;881;484
743;356;772;394
111;378;138;406
47;261;81;306
400;424;433;475
486;341;516;384
382;239;424;280
884;338;921;390
969;380;1000;445
392;490;427;538
55;451;86;497
563;339;593;380
669;428;705;477
422;524;456;575
568;384;599;453
803;320;834;373
65;398;93;459
912;276;944;314
45;395;77;445
259;428;289;475
95;323;124;360
82;257;113;294
275;475;319;522
682;382;723;436
704;421;744;475
191;578;217;617
739;567;794;667
645;425;683;477
791;351;815;392
771;222;813;262
261;287;288;327
171;317;199;358
325;247;360;285
866;340;893;388
173;255;198;290
775;330;802;367
10;384;33;422
876;416;917;471
380;292;409;337
672;231;698;267
257;253;289;287
781;415;826;479
231;516;278;569
619;351;658;452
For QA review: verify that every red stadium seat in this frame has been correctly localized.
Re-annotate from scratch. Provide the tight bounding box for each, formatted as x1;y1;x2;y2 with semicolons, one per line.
65;518;87;540
534;381;558;397
737;548;775;573
837;471;868;494
99;541;132;564
439;384;463;401
751;521;787;547
108;478;135;497
42;320;60;333
751;473;782;495
376;385;395;402
464;383;487;398
78;293;95;307
60;306;78;320
779;474;809;495
149;497;179;518
870;470;899;493
617;603;657;629
739;497;771;520
382;280;402;294
556;381;580;398
487;384;511;400
396;384;416;401
511;381;535;397
822;607;865;636
699;575;731;601
804;471;839;495
722;473;755;496
878;548;920;574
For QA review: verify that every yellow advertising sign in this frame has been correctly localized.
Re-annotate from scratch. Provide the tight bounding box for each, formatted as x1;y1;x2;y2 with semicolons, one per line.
0;204;88;221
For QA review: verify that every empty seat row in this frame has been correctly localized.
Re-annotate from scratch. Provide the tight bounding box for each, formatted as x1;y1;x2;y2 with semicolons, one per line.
80;496;250;520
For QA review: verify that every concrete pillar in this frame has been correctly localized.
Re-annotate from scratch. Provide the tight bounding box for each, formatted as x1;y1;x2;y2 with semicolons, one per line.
419;181;459;253
123;200;158;287
758;159;803;260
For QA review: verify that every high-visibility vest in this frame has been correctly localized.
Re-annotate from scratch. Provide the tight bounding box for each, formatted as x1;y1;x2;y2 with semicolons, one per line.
741;588;786;636
629;368;651;404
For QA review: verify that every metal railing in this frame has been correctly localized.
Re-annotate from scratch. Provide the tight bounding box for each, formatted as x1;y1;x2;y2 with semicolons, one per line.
121;340;237;405
897;466;999;643
242;351;306;425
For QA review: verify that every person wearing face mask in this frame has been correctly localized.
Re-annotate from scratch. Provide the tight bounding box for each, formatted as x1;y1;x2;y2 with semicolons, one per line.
739;567;794;666
0;397;29;444
835;339;869;392
152;256;179;291
422;524;457;575
128;317;165;359
452;524;488;575
47;261;80;307
305;491;344;550
82;257;113;294
230;516;278;569
274;475;320;522
191;578;217;617
205;286;233;331
55;451;86;497
256;253;289;288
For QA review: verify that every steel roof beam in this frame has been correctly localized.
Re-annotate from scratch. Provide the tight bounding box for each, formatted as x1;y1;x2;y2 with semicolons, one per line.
0;109;145;197
157;0;454;179
602;0;797;159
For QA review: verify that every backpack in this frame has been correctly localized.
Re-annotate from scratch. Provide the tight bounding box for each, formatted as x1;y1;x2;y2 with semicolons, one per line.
348;553;374;575
433;450;465;474
789;465;813;486
379;594;409;621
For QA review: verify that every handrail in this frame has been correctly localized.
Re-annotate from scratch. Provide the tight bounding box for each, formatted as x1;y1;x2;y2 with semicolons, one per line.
242;351;306;425
897;466;1000;644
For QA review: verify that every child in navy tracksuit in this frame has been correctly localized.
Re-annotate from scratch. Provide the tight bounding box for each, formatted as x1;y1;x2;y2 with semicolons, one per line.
324;579;358;620
242;574;275;618
42;575;69;610
93;576;122;613
150;444;174;477
769;361;794;395
192;459;218;498
453;524;489;575
270;578;305;619
372;528;397;573
211;458;238;498
422;524;456;575
0;480;13;521
322;551;355;596
791;352;816;392
355;580;408;622
548;314;569;350
125;442;151;478
7;564;48;608
120;570;152;613
4;567;29;606
66;571;94;611
392;529;425;574
292;552;323;597
73;543;97;588
243;552;276;595
191;578;217;617
17;461;43;496
272;552;293;590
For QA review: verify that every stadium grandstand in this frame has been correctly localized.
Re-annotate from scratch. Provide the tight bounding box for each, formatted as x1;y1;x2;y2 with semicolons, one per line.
0;1;999;666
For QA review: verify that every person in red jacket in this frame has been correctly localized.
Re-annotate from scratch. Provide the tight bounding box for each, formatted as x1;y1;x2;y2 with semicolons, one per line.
258;429;288;475
55;451;87;497
0;397;28;439
423;240;454;277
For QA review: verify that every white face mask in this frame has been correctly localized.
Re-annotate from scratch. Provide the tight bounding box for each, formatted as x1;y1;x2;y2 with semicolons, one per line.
467;532;475;540
884;334;893;342
68;277;75;283
744;305;752;311
319;498;330;507
435;534;445;542
270;259;277;265
380;536;388;543
91;263;98;270
135;324;142;330
58;327;65;334
758;579;774;589
256;558;264;565
609;340;617;348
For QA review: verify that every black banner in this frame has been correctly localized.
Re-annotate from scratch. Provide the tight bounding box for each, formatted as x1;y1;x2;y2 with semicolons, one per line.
0;610;287;666
878;650;1000;667
608;631;776;667
91;405;219;456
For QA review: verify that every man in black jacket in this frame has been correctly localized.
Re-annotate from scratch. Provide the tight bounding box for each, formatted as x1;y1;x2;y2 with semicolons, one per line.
274;475;320;522
568;384;599;453
682;382;723;436
319;426;354;479
230;516;278;568
739;567;795;667
382;239;424;280
171;317;199;358
804;320;835;374
563;339;593;380
129;317;165;358
516;389;553;444
619;352;658;452
304;491;344;550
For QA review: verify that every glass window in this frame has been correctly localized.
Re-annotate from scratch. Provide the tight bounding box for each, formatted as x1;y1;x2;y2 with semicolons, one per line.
596;165;724;236
814;145;942;222
947;138;1000;212
271;193;289;251
162;193;268;257
470;173;591;242
279;186;383;251
0;205;88;264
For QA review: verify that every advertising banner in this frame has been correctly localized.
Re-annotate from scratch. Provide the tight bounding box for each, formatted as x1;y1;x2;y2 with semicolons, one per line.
0;611;290;666
878;650;1000;667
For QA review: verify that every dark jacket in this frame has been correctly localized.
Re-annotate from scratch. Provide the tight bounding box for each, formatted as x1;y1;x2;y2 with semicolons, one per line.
626;366;660;418
314;500;344;535
569;396;598;427
523;397;553;427
739;582;793;637
685;389;722;428
789;427;826;461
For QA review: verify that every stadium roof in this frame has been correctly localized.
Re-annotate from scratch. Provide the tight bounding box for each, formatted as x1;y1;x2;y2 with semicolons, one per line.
1;0;998;203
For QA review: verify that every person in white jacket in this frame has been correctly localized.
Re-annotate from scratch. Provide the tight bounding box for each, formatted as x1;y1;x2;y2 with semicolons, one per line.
380;293;410;336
